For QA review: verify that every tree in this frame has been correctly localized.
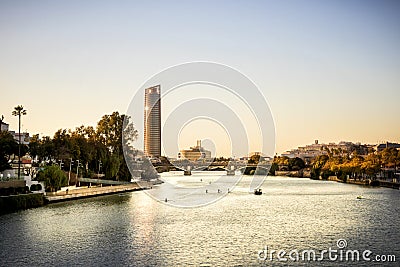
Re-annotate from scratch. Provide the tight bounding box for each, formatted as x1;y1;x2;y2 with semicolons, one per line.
96;112;137;181
53;129;72;161
379;148;398;179
12;105;27;178
0;131;18;171
268;162;278;176
28;134;41;163
380;148;398;168
288;157;305;171
311;155;329;179
27;112;138;182
361;154;380;178
248;154;261;164
41;136;55;163
36;165;68;192
97;112;125;153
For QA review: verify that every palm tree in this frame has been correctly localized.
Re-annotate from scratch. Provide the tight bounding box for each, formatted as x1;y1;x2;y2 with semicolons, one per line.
12;105;27;179
0;115;4;132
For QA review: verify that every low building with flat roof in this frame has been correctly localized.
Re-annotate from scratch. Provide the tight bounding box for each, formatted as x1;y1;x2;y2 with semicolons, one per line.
178;140;211;161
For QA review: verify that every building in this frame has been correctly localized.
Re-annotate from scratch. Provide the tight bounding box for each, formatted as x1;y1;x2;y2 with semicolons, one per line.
1;119;31;145
1;121;9;131
9;131;31;145
375;142;400;152
281;140;370;164
144;85;161;157
178;140;212;161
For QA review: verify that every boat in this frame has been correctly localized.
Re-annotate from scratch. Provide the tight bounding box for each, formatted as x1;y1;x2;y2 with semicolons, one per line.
254;188;262;195
357;195;363;199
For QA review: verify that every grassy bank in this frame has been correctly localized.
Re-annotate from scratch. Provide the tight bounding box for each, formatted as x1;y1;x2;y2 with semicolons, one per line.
0;193;45;215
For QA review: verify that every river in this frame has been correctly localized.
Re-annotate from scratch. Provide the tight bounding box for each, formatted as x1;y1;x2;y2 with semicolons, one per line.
0;174;399;266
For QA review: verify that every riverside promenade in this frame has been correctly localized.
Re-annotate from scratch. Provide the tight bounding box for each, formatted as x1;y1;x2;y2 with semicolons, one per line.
45;182;150;203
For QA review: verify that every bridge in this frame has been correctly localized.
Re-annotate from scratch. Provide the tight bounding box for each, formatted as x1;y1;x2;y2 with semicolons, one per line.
166;160;271;176
128;157;271;177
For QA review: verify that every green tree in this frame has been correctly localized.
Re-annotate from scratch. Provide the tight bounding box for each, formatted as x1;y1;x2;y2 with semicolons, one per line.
41;136;55;163
27;112;138;181
96;112;137;181
53;129;72;161
0;131;18;171
36;165;68;192
28;134;41;164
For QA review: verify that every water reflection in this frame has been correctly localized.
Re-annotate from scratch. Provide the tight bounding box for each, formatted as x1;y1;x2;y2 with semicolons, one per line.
0;176;398;266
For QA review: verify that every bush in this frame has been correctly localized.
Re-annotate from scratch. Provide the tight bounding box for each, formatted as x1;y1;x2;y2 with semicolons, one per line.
30;184;43;191
36;165;68;192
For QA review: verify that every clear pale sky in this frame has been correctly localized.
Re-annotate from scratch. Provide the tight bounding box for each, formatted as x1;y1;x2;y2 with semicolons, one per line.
0;0;399;155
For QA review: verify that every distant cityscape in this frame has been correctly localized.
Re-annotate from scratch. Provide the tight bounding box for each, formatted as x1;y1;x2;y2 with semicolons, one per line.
1;108;399;171
281;139;400;165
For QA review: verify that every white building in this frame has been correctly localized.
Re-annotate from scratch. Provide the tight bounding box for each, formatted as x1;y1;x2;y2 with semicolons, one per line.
1;121;9;131
8;131;31;145
281;140;369;164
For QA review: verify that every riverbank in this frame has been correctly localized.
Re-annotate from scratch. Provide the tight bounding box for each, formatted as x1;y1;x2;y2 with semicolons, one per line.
0;193;44;215
275;170;311;178
323;177;399;189
273;172;399;189
45;183;149;203
0;182;154;215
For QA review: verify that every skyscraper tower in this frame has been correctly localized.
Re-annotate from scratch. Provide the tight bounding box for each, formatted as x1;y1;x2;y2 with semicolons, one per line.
144;85;161;157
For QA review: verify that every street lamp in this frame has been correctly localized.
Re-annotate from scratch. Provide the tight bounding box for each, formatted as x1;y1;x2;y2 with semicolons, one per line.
12;105;27;179
68;158;74;185
98;160;102;179
75;159;83;186
59;159;64;169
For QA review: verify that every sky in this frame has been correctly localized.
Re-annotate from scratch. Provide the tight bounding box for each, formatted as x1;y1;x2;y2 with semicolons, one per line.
0;0;399;156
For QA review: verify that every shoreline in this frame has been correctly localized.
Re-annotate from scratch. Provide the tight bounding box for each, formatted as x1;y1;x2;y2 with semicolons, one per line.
275;174;400;190
0;182;154;215
2;174;398;216
44;183;150;203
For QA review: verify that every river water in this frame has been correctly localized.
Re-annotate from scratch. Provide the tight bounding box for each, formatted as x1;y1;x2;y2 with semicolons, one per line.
0;174;399;266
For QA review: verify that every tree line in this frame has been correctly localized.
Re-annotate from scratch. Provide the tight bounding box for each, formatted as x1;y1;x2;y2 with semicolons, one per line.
0;111;137;183
268;147;399;180
310;147;399;181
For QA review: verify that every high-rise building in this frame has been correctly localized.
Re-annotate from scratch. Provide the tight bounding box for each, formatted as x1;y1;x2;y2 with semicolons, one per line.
144;85;161;157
